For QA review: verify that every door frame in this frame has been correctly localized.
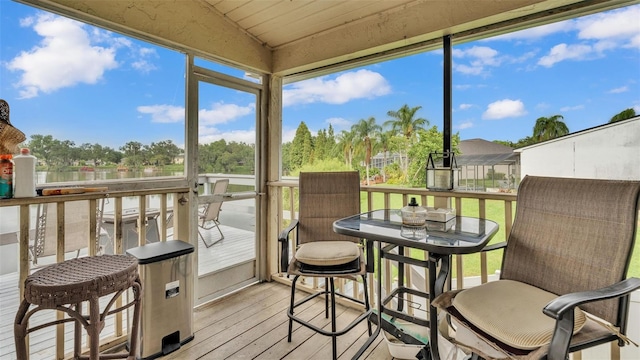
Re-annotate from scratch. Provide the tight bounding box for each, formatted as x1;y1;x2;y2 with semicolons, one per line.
186;54;265;305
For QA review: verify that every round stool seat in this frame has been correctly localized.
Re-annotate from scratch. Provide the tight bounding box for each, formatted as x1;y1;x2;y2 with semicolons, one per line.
15;255;142;359
24;255;138;307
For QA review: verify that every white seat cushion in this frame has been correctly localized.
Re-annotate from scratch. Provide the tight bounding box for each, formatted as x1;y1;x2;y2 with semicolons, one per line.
453;279;586;350
295;241;360;266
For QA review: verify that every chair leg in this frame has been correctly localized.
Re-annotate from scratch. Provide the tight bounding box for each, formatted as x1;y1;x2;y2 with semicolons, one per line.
213;221;224;241
13;300;30;360
74;302;82;358
288;275;299;342
330;277;337;360
362;274;372;336
128;278;143;358
325;277;330;318
88;295;100;359
199;221;224;248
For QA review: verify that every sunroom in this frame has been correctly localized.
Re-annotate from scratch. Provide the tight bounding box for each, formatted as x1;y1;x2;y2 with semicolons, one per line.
0;0;638;359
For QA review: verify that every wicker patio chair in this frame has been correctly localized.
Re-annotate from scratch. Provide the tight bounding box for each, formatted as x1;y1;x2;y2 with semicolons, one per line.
279;171;373;360
434;175;640;360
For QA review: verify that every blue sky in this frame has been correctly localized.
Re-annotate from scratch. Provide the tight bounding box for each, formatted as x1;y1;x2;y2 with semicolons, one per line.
1;1;639;150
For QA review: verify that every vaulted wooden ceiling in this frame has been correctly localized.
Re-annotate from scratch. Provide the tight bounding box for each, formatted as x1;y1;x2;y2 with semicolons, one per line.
17;0;635;78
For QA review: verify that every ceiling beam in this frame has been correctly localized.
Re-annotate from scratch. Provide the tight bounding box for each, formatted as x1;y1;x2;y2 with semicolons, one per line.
272;0;550;75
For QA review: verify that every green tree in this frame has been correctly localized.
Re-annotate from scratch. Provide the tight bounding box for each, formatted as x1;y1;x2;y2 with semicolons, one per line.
384;104;428;181
27;134;56;167
376;130;393;182
326;124;337;158
148;140;182;166
336;129;356;168
407;126;460;187
384;104;428;141
315;129;329;161
609;108;636;123
352;117;381;185
289;122;314;170
120;141;145;167
532;115;569;142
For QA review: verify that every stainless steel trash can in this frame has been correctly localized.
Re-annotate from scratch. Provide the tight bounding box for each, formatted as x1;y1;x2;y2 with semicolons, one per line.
127;240;195;359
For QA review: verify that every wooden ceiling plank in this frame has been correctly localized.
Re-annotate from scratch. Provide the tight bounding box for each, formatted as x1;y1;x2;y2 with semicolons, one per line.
263;1;415;48
209;0;250;15
229;0;279;24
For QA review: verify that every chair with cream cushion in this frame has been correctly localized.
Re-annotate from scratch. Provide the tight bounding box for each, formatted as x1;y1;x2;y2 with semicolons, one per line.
434;175;640;360
279;171;372;360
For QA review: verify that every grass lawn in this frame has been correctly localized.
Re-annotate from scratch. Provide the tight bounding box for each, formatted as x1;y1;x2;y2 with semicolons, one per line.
360;190;640;279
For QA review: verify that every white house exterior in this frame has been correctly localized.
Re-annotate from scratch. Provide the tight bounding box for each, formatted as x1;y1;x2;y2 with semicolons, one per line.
516;117;640;181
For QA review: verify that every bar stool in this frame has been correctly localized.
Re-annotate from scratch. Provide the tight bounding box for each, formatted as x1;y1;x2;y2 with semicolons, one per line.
14;255;142;359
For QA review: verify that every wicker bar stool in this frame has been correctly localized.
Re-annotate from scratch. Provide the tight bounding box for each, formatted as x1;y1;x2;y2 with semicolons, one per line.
14;255;142;359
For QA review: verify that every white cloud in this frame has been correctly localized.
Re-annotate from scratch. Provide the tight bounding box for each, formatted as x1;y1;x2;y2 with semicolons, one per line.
137;102;257;144
452;46;501;75
282;128;297;143
456;121;474;130
459;104;473;110
7;13;118;98
536;5;640;67
283;69;391;106
131;47;158;73
199;102;255;126
538;43;594;67
6;13;161;98
576;5;640;48
482;99;527;120
608;86;629;94
325;117;351;130
137;105;185;123
559;105;585;112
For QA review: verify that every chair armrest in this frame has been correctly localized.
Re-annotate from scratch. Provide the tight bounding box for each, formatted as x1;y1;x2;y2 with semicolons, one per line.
543;277;640;319
278;220;299;272
481;241;507;252
543;277;640;360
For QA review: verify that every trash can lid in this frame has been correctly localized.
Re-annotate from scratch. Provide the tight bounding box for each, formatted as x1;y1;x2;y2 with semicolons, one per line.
126;240;194;264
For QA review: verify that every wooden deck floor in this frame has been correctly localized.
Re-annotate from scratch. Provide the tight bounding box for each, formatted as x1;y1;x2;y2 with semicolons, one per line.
0;221;392;360
164;281;391;360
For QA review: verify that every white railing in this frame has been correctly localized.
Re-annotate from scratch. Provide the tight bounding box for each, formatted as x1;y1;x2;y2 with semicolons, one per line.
0;186;189;359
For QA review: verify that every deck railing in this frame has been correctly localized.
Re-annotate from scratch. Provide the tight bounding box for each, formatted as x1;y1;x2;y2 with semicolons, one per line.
3;178;636;359
0;185;189;359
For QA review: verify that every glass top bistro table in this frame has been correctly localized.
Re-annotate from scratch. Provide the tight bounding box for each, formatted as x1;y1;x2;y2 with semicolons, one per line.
333;209;499;360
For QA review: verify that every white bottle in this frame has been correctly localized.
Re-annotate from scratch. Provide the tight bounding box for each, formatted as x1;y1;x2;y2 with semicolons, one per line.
13;148;37;198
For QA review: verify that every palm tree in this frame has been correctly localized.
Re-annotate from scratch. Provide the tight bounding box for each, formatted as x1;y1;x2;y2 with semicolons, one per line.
352;117;381;185
376;130;393;182
384;104;428;140
384;104;428;182
336;129;357;168
532;115;569;142
609;108;636;123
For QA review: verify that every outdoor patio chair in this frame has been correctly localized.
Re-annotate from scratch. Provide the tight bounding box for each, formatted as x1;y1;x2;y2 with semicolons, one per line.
198;178;229;247
433;175;640;360
279;171;373;360
29;199;107;267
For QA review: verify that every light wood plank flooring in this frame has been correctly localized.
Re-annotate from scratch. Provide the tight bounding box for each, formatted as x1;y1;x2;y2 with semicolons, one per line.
165;281;391;360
